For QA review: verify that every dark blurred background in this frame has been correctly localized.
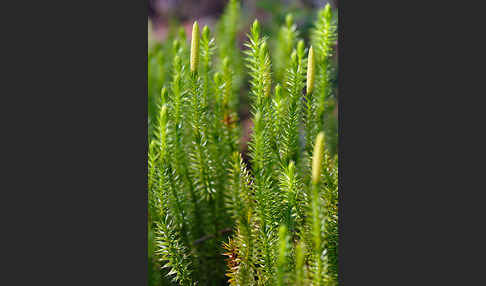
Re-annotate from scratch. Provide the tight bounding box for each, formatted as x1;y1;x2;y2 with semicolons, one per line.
148;0;338;42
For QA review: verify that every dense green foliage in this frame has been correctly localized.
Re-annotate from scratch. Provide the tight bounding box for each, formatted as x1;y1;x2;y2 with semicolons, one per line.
148;1;338;285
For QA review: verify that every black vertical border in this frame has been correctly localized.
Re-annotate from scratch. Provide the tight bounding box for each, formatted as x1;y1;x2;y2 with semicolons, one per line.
13;0;150;284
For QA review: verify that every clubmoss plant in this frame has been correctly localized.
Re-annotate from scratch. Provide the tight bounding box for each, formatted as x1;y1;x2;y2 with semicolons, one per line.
217;0;243;106
148;2;338;285
273;13;299;86
311;4;338;155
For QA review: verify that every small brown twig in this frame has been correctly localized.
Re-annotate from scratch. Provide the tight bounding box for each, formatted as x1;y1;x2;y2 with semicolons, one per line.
193;227;232;245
